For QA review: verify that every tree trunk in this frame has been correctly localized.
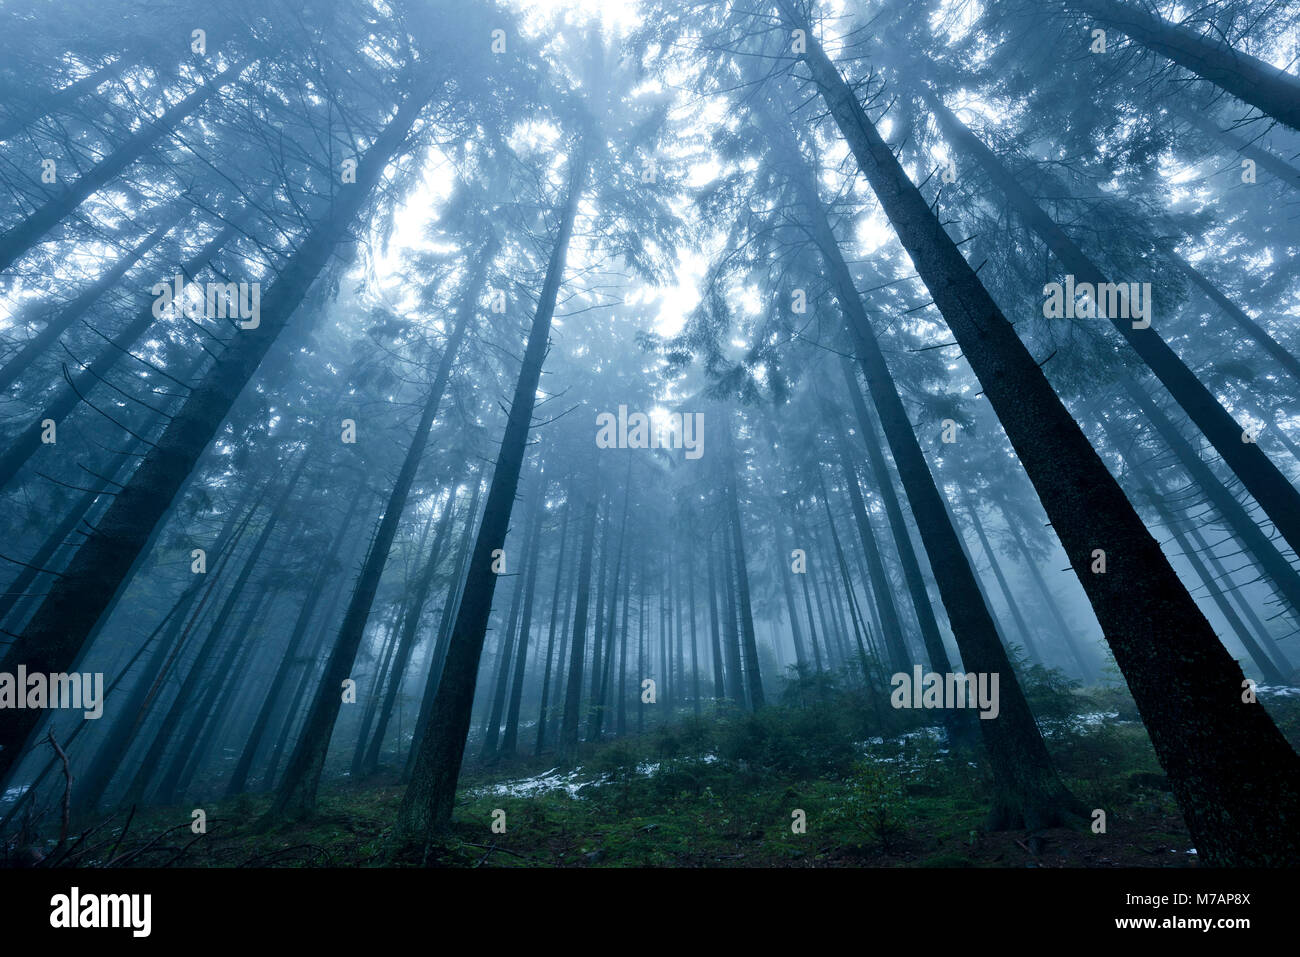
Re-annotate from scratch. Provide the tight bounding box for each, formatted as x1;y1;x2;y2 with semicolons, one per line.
227;482;366;795
784;14;1300;858
394;145;587;843
0;58;250;273
0;217;239;490
534;493;570;756
0;204;187;395
929;92;1300;561
359;483;461;777
0;81;434;780
1069;0;1300;132
830;415;911;673
268;243;491;818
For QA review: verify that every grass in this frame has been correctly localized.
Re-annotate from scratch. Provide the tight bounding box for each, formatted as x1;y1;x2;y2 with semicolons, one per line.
23;668;1297;868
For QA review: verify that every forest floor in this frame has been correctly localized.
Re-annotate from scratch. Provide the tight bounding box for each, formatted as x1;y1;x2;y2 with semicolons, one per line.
56;672;1299;868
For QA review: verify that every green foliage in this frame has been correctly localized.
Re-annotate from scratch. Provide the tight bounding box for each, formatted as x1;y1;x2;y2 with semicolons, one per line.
718;701;860;779
826;760;912;849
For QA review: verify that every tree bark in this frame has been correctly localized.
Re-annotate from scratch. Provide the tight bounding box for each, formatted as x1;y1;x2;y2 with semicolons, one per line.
784;12;1300;859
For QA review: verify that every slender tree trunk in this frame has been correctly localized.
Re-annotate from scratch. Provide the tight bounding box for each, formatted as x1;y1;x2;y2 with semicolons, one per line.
534;494;570;756
706;537;727;700
1167;250;1300;386
404;478;483;781
360;484;461;776
559;478;600;756
0;205;186;395
0;58;251;273
956;487;1046;666
269;245;491;817
839;358;956;677
1123;378;1300;621
1176;106;1300;191
0;83;434;779
0;56;131;141
719;525;745;703
501;479;548;755
590;472;630;741
998;502;1098;679
0;217;240;490
482;473;544;757
227;483;365;795
830;417;911;672
395;145;587;842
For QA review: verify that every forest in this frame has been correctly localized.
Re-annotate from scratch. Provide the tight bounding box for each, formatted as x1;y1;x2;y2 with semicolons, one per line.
0;0;1298;874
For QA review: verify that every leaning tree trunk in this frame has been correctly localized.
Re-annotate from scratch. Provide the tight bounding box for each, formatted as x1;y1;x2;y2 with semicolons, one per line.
1069;0;1300;132
1166;249;1300;386
830;412;911;673
227;481;366;795
0;58;250;273
1176;106;1300;191
359;483;461;776
394;144;587;844
0;216;240;490
1122;377;1300;622
838;358;960;680
268;242;493;818
782;10;1300;861
0;203;186;395
928;92;1300;561
763;91;1077;827
0;80;436;781
1096;409;1291;684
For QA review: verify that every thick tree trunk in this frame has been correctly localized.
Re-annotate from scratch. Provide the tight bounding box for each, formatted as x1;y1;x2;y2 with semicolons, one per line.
785;14;1300;859
929;93;1300;561
1069;0;1300;132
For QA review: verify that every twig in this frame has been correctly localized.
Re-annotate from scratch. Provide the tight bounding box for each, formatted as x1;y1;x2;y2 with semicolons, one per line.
47;729;71;851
